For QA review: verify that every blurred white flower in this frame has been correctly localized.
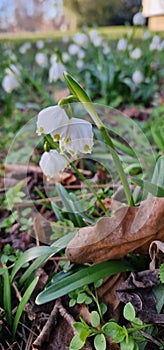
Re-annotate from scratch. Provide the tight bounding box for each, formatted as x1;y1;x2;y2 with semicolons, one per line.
76;59;84;69
36;40;44;49
133;12;146;26
37;105;93;155
40;150;67;179
157;40;164;51
89;29;99;41
117;38;127;51
49;62;65;82
143;30;151;40
132;70;144;85
2;64;20;93
77;49;85;60
37;106;68;135
130;48;142;59
68;43;80;55
50;53;58;64
35;52;48;68
149;35;161;51
102;43;111;55
19;42;31;54
72;32;88;47
89;29;102;47
62;52;70;63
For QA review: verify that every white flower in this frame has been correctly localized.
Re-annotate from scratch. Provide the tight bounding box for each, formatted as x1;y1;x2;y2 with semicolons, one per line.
157;40;164;51
50;53;58;64
89;29;99;41
37;106;94;155
39;150;67;179
72;32;88;47
62;52;70;63
149;35;161;51
58;118;94;154
36;40;44;49
130;48;142;59
49;62;65;82
2;64;20;93
19;42;31;54
89;29;102;47
68;44;80;55
117;38;127;51
77;49;85;60
76;59;84;69
35;52;48;68
132;70;144;85
143;30;151;40
102;44;110;55
37;106;68;135
133;12;146;26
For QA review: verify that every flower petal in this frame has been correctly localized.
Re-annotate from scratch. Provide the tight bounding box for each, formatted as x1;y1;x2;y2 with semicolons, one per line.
59;118;93;154
39;150;67;179
36;106;69;135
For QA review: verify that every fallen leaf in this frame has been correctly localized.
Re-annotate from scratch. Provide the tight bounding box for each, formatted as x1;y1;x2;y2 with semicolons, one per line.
66;197;164;264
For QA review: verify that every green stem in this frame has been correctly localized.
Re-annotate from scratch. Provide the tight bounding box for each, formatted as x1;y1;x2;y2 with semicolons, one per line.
99;126;134;207
63;73;134;206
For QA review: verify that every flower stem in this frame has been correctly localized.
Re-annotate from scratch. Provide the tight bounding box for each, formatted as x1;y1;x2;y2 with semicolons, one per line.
63;73;134;206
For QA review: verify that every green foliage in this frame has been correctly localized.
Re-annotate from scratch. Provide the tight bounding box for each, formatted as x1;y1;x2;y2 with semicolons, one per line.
36;260;133;305
69;301;161;350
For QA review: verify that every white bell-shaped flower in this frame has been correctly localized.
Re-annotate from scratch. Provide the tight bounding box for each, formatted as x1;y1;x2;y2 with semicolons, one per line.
2;74;20;93
132;70;144;85
133;12;146;26
35;52;48;68
57;118;94;154
39;150;67;179
130;48;142;59
37;106;69;135
72;32;88;47
49;62;65;82
117;38;127;51
2;64;20;93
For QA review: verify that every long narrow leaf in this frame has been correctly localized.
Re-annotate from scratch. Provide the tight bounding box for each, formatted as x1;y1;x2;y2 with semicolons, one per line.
11;246;56;282
36;260;133;305
18;231;76;286
131;178;164;197
12;277;38;339
3;265;12;327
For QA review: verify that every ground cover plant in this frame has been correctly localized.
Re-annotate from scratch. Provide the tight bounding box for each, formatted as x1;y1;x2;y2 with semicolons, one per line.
0;22;164;350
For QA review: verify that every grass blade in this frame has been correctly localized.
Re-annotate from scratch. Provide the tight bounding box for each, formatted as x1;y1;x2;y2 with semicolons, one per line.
131;178;164;197
18;231;76;286
11;246;57;282
3;265;12;327
12;277;38;339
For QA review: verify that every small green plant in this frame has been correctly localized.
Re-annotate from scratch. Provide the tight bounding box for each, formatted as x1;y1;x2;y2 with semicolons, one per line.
69;302;164;350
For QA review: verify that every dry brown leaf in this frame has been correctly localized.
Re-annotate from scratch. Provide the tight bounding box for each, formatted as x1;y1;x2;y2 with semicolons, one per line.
149;240;164;269
66;197;164;264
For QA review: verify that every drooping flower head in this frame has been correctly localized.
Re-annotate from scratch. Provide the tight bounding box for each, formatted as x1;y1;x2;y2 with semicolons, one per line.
2;64;20;93
132;12;146;26
39;150;67;180
37;105;93;154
